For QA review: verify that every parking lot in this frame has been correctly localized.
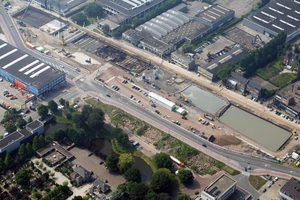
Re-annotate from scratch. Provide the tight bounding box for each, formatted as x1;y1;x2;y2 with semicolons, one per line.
258;178;287;200
0;79;28;110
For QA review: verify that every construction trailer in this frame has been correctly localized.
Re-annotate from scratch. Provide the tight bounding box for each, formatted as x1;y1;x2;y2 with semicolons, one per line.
148;92;176;111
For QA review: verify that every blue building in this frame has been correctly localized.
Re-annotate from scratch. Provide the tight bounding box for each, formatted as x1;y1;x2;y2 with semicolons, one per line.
0;39;65;98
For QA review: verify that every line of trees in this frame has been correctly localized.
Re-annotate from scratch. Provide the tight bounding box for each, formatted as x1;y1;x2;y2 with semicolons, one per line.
71;2;104;26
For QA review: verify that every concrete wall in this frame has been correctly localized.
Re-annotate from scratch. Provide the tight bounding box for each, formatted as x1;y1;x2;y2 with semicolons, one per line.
211;11;234;30
2;136;24;154
243;18;277;38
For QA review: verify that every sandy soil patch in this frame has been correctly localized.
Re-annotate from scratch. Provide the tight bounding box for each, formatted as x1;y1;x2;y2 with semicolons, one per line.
72;52;101;65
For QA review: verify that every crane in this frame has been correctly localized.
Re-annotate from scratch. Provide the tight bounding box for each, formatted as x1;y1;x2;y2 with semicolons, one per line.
17;0;33;27
58;3;66;46
154;58;164;79
179;92;188;102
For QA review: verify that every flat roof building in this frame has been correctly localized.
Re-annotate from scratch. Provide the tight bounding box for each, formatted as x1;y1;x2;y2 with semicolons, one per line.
198;47;249;81
36;0;87;14
243;0;300;42
280;177;300;200
148;92;176;111
171;50;195;70
96;0;166;24
0;39;65;98
201;173;237;200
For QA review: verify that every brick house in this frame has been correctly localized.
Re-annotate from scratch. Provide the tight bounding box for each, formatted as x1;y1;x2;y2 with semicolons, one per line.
71;165;92;184
284;46;299;66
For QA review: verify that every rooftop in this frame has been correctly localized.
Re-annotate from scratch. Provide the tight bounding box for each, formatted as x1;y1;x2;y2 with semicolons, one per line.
107;13;128;24
0;131;24;149
0;40;65;90
248;79;263;90
36;0;87;12
141;36;173;52
73;165;91;178
99;19;120;30
280;177;300;200
26;120;44;131
37;141;74;159
204;173;237;198
246;0;300;36
171;49;194;62
200;47;249;76
96;0;165;17
92;178;111;193
277;83;297;99
149;92;175;107
230;71;248;84
195;4;234;24
161;19;210;44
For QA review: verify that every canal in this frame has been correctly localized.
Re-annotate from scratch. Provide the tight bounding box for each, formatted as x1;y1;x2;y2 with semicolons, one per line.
220;106;291;151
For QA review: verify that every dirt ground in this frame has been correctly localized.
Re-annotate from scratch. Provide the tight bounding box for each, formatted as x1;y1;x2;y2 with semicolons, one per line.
215;0;260;18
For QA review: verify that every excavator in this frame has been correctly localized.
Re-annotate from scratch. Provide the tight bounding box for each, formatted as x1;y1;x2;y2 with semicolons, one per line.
58;3;66;46
17;0;33;27
179;92;188;102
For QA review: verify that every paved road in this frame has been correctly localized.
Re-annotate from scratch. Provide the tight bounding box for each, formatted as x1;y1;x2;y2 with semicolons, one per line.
0;6;81;78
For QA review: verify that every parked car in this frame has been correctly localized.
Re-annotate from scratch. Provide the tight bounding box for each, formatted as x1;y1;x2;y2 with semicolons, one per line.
202;144;207;147
99;161;104;165
106;94;111;97
74;105;80;109
155;110;160;114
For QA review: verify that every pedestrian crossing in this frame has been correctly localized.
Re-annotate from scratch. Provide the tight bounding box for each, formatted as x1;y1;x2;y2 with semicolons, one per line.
41;59;70;75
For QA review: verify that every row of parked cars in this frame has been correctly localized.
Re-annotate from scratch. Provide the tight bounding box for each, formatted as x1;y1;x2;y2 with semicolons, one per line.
269;107;300;124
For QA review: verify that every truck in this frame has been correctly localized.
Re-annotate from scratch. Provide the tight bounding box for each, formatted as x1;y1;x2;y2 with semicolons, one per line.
25;41;35;49
204;113;214;121
170;156;184;167
3;2;10;7
69;28;77;33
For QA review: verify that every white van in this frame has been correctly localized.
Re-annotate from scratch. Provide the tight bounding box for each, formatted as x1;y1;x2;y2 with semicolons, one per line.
74;105;80;109
4;132;9;137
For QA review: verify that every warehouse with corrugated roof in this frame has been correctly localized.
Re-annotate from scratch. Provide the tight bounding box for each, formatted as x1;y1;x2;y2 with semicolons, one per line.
0;39;65;98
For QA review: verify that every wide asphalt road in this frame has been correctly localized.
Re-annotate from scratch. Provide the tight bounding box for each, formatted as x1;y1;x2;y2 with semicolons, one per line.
0;6;81;78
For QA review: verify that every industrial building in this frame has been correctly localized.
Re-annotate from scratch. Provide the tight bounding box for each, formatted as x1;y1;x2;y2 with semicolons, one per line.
280;177;300;200
96;0;166;24
273;81;300;118
201;173;237;200
243;0;300;42
0;39;66;98
35;0;87;14
171;50;195;70
0;120;44;156
198;47;249;81
148;92;176;111
123;3;234;57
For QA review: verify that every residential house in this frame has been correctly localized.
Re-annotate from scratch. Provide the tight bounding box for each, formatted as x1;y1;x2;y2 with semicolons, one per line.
247;80;263;100
226;72;248;93
284;46;299;66
71;165;92;184
89;178;111;198
273;82;300;118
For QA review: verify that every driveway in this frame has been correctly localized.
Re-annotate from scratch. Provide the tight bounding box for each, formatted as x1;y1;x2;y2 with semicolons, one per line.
69;147;126;191
232;173;260;200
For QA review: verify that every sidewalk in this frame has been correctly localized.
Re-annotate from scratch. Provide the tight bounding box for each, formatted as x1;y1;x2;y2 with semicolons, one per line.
252;169;300;180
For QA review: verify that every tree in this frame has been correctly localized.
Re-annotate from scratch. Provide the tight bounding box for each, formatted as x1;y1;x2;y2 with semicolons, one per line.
291;60;299;72
18;144;27;160
182;42;193;53
150;169;173;193
32;136;40;151
3;112;12;122
15;169;30;185
118;154;134;173
81;105;93;119
88;109;105;132
72;196;83;200
48;100;58;112
154;152;173;170
34;177;44;188
59;98;66;106
124;167;141;183
37;104;48;118
72;113;87;130
26;143;35;157
39;135;47;148
177;168;194;186
127;183;149;200
102;24;110;35
217;64;234;81
0;158;6;172
5;123;17;133
17;118;27;129
51;129;67;141
9;187;19;197
106;154;119;171
27;117;33;123
177;193;192;200
158;193;172;200
65;101;70;108
110;190;125;200
84;2;104;18
71;13;87;26
66;128;82;145
145;192;159;200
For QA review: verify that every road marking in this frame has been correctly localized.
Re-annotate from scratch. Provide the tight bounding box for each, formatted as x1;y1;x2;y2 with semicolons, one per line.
106;76;115;83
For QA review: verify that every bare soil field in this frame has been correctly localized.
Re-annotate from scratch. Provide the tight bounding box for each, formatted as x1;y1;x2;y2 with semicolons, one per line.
215;0;259;18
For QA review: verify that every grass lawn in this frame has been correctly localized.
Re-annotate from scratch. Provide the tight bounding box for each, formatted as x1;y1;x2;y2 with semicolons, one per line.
271;56;285;71
215;161;241;176
256;65;280;81
249;175;267;190
270;73;296;88
93;28;101;34
86;17;97;26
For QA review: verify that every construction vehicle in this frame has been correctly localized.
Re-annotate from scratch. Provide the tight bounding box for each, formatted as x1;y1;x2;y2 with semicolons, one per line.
25;41;35;49
198;117;202;122
3;2;10;7
255;34;265;45
151;103;156;107
179;92;188;102
85;58;91;63
10;96;17;100
204;113;214;121
17;0;33;27
130;79;134;82
170;156;184;167
69;28;77;33
154;59;164;79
